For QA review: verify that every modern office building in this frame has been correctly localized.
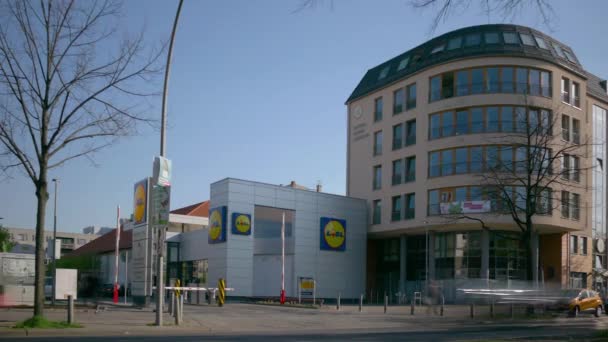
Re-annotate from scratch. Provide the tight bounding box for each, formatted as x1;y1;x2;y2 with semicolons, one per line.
346;24;608;299
5;226;101;260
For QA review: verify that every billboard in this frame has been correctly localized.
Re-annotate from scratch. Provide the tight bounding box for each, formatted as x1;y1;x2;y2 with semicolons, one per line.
208;206;227;244
439;201;491;215
231;213;251;235
133;179;149;225
320;217;346;251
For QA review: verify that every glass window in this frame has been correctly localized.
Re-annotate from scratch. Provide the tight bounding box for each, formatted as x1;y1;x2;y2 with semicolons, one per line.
428;190;439;215
406;83;417;110
406;156;416;182
581;237;587;255
464;34;481;46
500;106;513;132
471;108;484;133
373;165;382;190
374;131;382;155
393;88;404;114
456;70;469;96
572;118;580;144
516;67;528;94
442;72;454;99
529;109;539;133
455;187;467;202
470;146;483;172
430;113;441;139
515;146;527;173
572;156;580;182
519;33;536;46
471;68;484;94
500;146;513;171
535;36;549;49
431;44;445;54
487;107;500;133
442;111;454;137
572;193;580;219
502;67;514;93
392;195;402;221
397;56;409;71
392;124;403;150
406;119;417;145
561;77;571;103
392;159;403;185
540;110;551;135
553;43;566;58
486;146;498;170
430;76;441;101
373;200;381;224
515;107;527;133
562;114;570;141
562;191;571;218
530;69;541;96
447;36;462;50
441;149;453;176
541;71;551;97
484;32;500;44
405;193;416;219
486;67;500;93
430;151;440;177
470;186;482;201
503;32;519;44
374;97;383;122
455;147;468;174
456;110;469;135
572;82;580;107
378;66;389;80
563;49;577;63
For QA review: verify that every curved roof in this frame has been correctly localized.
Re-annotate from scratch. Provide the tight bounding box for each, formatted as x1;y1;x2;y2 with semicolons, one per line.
347;24;587;103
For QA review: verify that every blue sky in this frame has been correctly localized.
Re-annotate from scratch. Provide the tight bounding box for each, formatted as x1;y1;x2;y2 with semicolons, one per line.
1;0;607;232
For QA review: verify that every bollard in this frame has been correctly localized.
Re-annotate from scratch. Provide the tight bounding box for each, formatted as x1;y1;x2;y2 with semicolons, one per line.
440;295;444;317
218;278;226;307
359;294;363;312
490;301;495;319
67;295;74;324
169;291;175;316
411;299;415;315
384;295;388;314
337;292;341;310
180;295;184;323
470;303;475;318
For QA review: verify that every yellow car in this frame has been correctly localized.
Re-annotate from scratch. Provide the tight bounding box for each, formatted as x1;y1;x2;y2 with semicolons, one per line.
569;289;604;317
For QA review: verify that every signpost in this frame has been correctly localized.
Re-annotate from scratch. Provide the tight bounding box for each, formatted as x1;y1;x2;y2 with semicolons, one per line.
113;206;121;304
298;277;315;304
280;212;286;305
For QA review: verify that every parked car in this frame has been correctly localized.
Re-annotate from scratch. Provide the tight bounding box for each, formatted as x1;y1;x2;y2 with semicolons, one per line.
44;277;53;299
568;289;604;317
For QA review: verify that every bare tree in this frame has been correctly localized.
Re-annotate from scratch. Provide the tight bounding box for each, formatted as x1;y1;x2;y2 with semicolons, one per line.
441;96;591;283
410;0;556;32
0;224;16;252
0;0;163;318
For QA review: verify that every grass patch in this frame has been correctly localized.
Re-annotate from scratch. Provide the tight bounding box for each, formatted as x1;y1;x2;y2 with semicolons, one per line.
13;316;82;329
595;330;608;338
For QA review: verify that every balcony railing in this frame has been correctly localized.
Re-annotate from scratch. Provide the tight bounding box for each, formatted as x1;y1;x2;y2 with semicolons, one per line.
405;135;416;146
392;175;402;186
562;128;570;141
391;211;402;222
404;208;415;219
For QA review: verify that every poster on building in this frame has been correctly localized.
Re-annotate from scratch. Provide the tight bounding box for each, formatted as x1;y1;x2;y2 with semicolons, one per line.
208;206;227;244
133;179;149;225
320;217;346;251
131;225;148;297
439;201;491;215
151;185;171;225
231;212;251;235
298;277;315;296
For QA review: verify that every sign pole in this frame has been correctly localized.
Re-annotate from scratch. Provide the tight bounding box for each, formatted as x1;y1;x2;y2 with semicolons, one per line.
280;212;285;304
124;250;128;304
113;206;121;304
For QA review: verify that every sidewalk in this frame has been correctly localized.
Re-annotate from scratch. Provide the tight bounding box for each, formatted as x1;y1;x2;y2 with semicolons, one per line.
0;303;603;338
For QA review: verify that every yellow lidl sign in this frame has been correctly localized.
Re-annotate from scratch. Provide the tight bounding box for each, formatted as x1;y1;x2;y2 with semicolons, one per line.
208;206;227;244
320;217;346;251
231;213;251;235
133;179;148;225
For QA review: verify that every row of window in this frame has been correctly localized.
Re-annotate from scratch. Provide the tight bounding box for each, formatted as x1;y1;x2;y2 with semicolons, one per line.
570;235;588;255
374;84;417;122
561;114;581;143
392;120;416;150
561;77;581;108
561;190;581;220
427;186;553;216
428;145;556;178
430;66;551;102
372;193;417;225
429;106;552;140
392;156;416;185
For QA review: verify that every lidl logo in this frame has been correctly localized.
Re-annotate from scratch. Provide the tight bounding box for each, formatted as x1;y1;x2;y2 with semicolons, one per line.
231;213;251;235
133;179;148;225
208;206;227;244
320;217;346;251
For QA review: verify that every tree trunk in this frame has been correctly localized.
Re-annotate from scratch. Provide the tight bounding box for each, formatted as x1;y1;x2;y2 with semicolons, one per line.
33;176;49;317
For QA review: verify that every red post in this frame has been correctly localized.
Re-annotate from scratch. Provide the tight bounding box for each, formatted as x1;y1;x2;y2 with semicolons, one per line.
280;289;286;305
113;283;119;303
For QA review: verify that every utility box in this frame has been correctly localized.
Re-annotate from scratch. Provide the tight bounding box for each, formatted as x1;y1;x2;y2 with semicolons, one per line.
55;268;77;300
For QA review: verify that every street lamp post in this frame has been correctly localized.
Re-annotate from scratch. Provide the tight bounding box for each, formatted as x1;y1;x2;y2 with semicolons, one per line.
52;178;59;306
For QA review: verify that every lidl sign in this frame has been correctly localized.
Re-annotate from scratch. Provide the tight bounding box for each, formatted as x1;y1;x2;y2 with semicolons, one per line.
320;217;346;251
208;206;227;244
231;213;251;235
133;179;148;225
